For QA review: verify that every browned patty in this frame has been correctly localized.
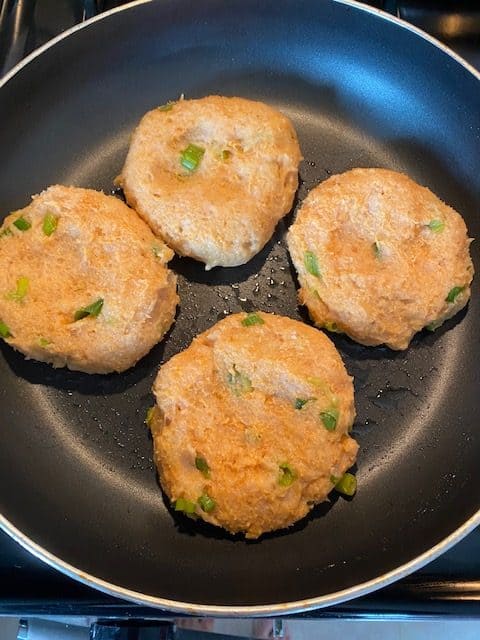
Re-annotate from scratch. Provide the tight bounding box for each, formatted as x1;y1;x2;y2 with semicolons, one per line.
287;168;474;349
0;185;178;373
150;312;357;539
117;95;302;269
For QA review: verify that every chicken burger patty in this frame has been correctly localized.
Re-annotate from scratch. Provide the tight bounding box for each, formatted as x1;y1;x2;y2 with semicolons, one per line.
150;312;357;539
287;168;474;350
116;95;302;270
0;186;178;373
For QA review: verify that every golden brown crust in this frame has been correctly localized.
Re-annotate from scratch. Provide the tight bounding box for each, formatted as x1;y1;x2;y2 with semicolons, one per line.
287;168;474;349
0;186;178;373
117;95;302;269
151;312;357;539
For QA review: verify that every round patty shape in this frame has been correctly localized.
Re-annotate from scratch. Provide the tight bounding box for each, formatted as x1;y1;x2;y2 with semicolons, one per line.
116;96;302;270
0;186;178;374
287;168;474;350
151;312;357;539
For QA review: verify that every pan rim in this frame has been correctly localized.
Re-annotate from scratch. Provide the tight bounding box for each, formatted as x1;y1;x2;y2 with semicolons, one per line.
1;509;479;615
1;0;479;616
1;0;480;92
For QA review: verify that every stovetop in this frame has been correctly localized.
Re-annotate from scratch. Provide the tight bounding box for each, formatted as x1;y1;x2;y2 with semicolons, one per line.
0;0;479;619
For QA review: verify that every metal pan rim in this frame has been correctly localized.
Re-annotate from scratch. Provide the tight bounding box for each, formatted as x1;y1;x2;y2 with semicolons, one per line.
1;509;479;615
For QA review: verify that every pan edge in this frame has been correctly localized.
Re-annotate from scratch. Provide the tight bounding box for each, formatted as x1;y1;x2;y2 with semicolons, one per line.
1;509;479;615
1;0;479;95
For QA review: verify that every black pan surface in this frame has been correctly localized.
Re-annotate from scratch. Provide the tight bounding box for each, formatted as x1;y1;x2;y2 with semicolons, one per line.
0;0;479;614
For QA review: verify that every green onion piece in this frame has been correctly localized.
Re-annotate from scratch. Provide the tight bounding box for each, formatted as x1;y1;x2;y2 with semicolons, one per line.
152;245;163;258
428;219;445;233
221;149;231;160
307;377;336;404
158;101;175;111
241;312;264;327
180;144;205;172
13;216;31;231
295;398;316;410
304;251;320;278
372;241;381;258
323;321;340;333
38;337;51;347
174;498;196;514
195;456;210;478
0;227;12;237
42;213;58;236
330;475;340;485
335;472;357;497
0;320;11;338
426;320;441;332
227;365;253;396
198;493;216;513
278;462;296;487
74;298;104;321
320;408;339;431
295;398;308;410
17;277;29;298
446;286;465;303
145;406;155;428
6;276;29;302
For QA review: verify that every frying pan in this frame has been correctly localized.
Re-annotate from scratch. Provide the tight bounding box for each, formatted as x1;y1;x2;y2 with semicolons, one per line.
0;0;479;616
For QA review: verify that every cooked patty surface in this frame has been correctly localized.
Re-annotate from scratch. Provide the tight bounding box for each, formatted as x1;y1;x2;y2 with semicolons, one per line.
0;186;178;373
287;168;474;350
150;312;357;539
117;95;302;270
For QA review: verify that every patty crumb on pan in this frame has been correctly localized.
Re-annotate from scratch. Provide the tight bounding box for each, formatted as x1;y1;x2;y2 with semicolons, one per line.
0;185;178;374
287;168;474;350
116;95;302;270
149;312;358;539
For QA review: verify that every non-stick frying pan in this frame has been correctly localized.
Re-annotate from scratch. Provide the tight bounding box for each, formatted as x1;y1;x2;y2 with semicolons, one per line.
0;0;479;616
